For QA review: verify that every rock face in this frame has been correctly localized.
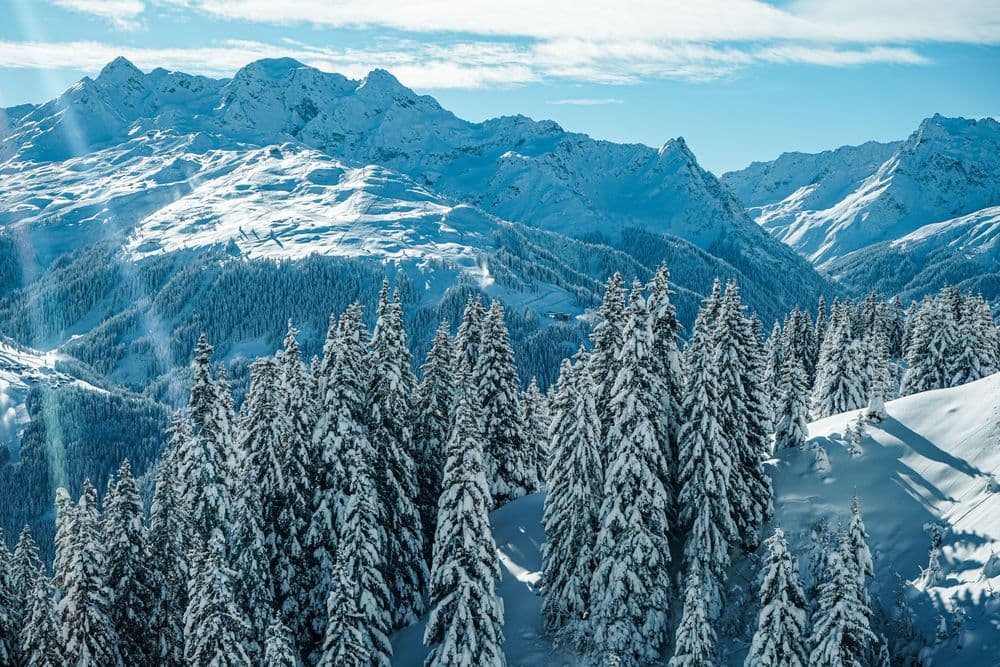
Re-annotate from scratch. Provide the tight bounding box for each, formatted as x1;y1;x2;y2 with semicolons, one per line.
723;115;1000;302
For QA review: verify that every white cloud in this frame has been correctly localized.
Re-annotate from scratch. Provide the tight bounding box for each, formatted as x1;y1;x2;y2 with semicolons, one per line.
176;0;1000;44
548;98;625;106
49;0;145;29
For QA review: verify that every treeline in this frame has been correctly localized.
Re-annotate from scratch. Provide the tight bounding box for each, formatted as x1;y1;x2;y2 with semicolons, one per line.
0;270;996;666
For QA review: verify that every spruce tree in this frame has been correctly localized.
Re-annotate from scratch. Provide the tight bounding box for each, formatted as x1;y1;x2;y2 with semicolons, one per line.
589;286;672;666
52;488;75;597
103;459;156;665
900;292;960;395
20;568;61;667
424;366;506;667
745;528;808;667
183;531;252;667
521;376;551;490
0;533;14;665
808;548;877;667
229;471;273;662
846;496;875;583
148;435;190;667
264;614;298;667
413;320;456;557
477;299;536;503
11;524;42;624
317;549;369;667
58;480;122;667
669;565;717;667
812;308;866;418
588;273;626;463
454;294;485;375
647;263;684;474
368;281;427;627
541;358;602;647
774;356;810;450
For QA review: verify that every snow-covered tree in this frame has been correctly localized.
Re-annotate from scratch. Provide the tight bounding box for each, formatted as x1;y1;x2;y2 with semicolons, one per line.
413;320;456;556
812;308;866;418
147;428;191;667
477;299;536;502
808;548;877;667
774;356;810;450
0;532;14;665
846;496;874;583
647;262;684;473
11;524;42;624
367;281;427;627
58;480;122;667
668;564;717;667
900;292;960;396
317;550;368;667
229;469;273;662
183;531;252;667
541;358;602;647
103;459;155;665
745;528;808;667
782;307;818;385
19;568;61;667
264;614;297;667
454;294;485;375
588;273;626;462
424;365;506;667
52;488;75;597
521;376;551;489
589;285;672;666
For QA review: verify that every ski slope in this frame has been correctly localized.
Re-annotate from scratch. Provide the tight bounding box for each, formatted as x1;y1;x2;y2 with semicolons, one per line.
392;372;1000;665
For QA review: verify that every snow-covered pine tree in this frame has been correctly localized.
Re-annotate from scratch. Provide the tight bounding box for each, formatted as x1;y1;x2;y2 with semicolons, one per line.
424;363;506;667
103;459;156;665
183;530;252;667
669;564;718;667
58;480;122;667
952;294;1000;386
647;262;685;475
816;295;828;349
454;294;485;375
147;430;190;667
744;528;808;667
317;548;369;667
763;320;784;416
773;356;810;450
589;284;672;666
846;496;875;583
477;299;536;503
178;335;232;545
321;448;393;666
541;358;603;647
900;291;960;396
307;303;372;646
588;272;626;462
521;376;551;490
264;613;298;667
862;326;892;419
19;568;60;667
808;548;877;667
0;532;14;665
11;525;42;621
52;488;75;596
413;320;456;557
367;281;427;628
229;467;273;662
782;307;817;385
812;305;866;418
713;282;773;551
214;361;238;480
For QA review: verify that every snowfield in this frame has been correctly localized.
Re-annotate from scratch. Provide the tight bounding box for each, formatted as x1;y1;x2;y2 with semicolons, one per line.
394;373;1000;666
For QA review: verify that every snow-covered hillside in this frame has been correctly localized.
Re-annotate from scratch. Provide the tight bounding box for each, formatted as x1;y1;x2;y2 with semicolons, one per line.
722;115;1000;301
391;373;1000;666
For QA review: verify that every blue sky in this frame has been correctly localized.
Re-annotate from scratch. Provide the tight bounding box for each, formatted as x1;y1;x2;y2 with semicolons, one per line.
0;0;997;173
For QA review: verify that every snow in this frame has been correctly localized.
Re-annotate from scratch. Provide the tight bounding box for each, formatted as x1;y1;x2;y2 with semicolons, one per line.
392;373;1000;666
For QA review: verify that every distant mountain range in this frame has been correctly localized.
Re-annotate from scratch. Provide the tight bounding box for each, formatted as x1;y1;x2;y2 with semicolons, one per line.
723;114;1000;304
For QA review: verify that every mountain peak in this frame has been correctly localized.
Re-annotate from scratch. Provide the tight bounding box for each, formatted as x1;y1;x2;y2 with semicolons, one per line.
237;58;307;81
97;56;144;84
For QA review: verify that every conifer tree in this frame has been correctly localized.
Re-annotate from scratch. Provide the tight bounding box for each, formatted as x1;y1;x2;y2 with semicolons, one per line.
148;433;190;667
424;366;506;667
307;303;372;644
808;548;877;667
317;549;369;667
846;496;875;583
183;531;252;667
52;488;75;597
774;356;810;450
455;294;485;374
812;308;866;418
900;292;960;395
264;614;298;667
647;263;685;472
541;358;602;647
178;335;232;544
588;273;626;460
58;480;122;667
0;533;14;665
745;528;808;667
477;299;536;502
521;376;551;489
103;459;156;665
782;308;817;385
669;565;717;667
413;320;456;556
368;281;427;627
229;472;273;662
11;524;42;627
589;286;672;666
20;568;61;667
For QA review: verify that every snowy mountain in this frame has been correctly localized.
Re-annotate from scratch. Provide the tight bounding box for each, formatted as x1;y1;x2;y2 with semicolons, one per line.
0;57;830;388
722;115;1000;301
392;372;1000;666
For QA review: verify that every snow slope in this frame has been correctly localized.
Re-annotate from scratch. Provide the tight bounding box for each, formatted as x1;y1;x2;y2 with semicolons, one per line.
391;373;1000;665
722;115;1000;298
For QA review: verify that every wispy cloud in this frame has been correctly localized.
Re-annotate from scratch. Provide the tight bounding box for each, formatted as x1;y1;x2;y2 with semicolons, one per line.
548;98;624;106
50;0;145;30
